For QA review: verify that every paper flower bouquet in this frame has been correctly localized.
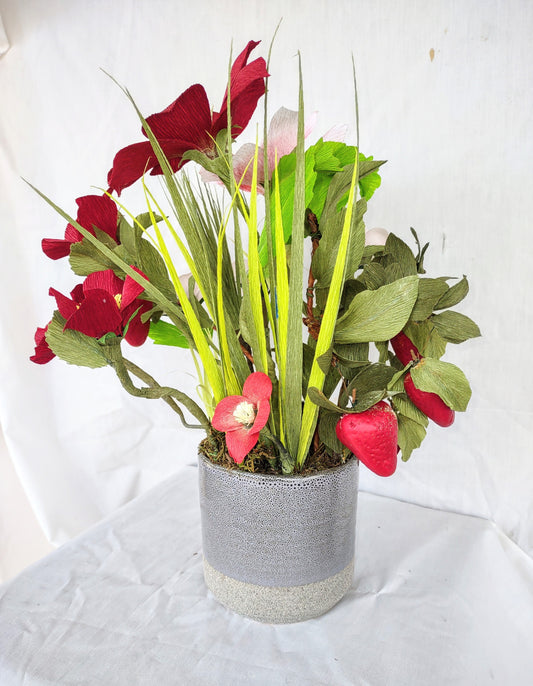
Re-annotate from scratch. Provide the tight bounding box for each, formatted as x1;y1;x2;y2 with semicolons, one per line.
30;39;480;479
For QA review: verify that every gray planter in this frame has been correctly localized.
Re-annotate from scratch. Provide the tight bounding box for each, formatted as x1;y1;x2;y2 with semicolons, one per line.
198;454;359;623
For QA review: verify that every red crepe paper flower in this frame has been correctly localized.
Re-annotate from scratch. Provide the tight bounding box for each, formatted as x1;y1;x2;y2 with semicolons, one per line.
107;40;268;195
30;325;55;364
52;268;152;346
211;372;272;464
42;194;118;260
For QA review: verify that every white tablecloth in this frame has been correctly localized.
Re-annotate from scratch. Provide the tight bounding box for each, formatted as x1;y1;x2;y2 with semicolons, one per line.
1;464;532;685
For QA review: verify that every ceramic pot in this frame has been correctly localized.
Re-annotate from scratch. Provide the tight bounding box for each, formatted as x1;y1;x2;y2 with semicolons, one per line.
198;454;359;623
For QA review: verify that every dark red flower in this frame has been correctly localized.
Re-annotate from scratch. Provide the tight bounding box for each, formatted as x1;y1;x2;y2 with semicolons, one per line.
107;40;268;195
50;268;152;346
211;372;272;463
42;194;119;260
30;325;55;364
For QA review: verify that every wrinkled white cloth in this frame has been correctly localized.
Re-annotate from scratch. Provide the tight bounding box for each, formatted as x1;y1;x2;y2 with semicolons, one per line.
1;465;532;686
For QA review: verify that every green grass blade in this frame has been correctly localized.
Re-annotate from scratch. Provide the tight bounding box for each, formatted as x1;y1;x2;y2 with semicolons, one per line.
284;53;306;458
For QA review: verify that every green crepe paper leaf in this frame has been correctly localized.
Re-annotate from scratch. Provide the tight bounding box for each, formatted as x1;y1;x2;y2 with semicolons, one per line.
135;212;163;229
148;320;189;348
435;275;469;309
392;394;429;427
384;234;417;277
307;387;345;414
430;310;481;344
334;275;419;344
384;262;406;284
45;311;109;368
333;341;370;367
182;149;232;187
359;262;386;290
69;239;118;276
312;197;367;294
341;363;396;405
375;340;391;364
410;357;472;411
318;411;346;454
397;414;427;461
404;319;448;359
410;278;449;321
316;349;333;375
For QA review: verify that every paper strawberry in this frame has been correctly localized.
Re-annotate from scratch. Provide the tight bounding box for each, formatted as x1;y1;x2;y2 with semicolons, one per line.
391;331;421;366
336;401;398;477
403;373;455;427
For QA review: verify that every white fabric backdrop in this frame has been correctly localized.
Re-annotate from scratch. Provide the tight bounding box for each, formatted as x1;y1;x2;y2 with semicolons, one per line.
1;0;532;553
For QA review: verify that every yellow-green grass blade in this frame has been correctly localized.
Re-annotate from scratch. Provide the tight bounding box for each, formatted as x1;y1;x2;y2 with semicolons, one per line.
296;156;362;467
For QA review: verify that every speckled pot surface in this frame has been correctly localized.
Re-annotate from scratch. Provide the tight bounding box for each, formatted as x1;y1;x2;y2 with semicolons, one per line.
198;454;359;623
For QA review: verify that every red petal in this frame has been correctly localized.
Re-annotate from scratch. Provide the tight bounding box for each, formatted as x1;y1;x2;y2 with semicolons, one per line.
83;269;123;296
143;84;213;149
41;238;73;260
225;426;260;464
122;266;147;308
243;371;272;403
64;290;122;339
251;399;270;433
49;287;79;319
75;194;118;242
211;395;246;432
107;140;159;195
122;300;152;346
215;41;268;137
30;325;55;364
70;284;84;303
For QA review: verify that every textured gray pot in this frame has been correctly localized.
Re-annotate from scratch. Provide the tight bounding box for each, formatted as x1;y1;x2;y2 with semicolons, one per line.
198;454;359;623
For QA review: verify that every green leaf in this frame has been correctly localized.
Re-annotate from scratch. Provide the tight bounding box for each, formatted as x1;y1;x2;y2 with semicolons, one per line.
430;310;481;343
392;394;429;426
410;278;449;321
410;358;472;411
307;387;345;414
69;237;118;276
334;275;419;343
397;414;427;461
135;212;163;229
45;311;109;368
384;233;417;277
359;262;386;290
318;411;345;454
435;275;469;309
148;320;189;348
404;320;447;359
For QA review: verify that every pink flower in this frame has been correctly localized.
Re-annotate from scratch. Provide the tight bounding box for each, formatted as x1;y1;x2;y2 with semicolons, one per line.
211;372;272;463
202;106;317;191
107;41;268;195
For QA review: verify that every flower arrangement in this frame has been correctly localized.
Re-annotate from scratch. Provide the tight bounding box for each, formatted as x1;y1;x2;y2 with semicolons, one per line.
30;39;480;478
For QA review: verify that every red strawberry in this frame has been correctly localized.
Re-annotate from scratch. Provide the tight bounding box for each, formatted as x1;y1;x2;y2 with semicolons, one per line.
391;331;421;366
404;373;455;427
336;401;398;477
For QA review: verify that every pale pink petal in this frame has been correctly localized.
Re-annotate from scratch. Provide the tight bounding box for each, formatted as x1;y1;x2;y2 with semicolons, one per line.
211;395;247;432
323;123;348;142
365;227;389;246
243;371;272;403
266;107;317;178
225;426;260;463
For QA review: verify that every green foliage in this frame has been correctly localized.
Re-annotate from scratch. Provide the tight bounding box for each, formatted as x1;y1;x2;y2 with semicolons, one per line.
410;358;472;411
148;320;190;348
46;312;110;368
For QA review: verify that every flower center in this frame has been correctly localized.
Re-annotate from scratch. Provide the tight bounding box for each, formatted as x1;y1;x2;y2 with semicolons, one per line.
232;401;256;429
114;293;122;308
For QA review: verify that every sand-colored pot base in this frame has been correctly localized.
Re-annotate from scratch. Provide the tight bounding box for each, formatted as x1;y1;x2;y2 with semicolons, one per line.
204;557;354;624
